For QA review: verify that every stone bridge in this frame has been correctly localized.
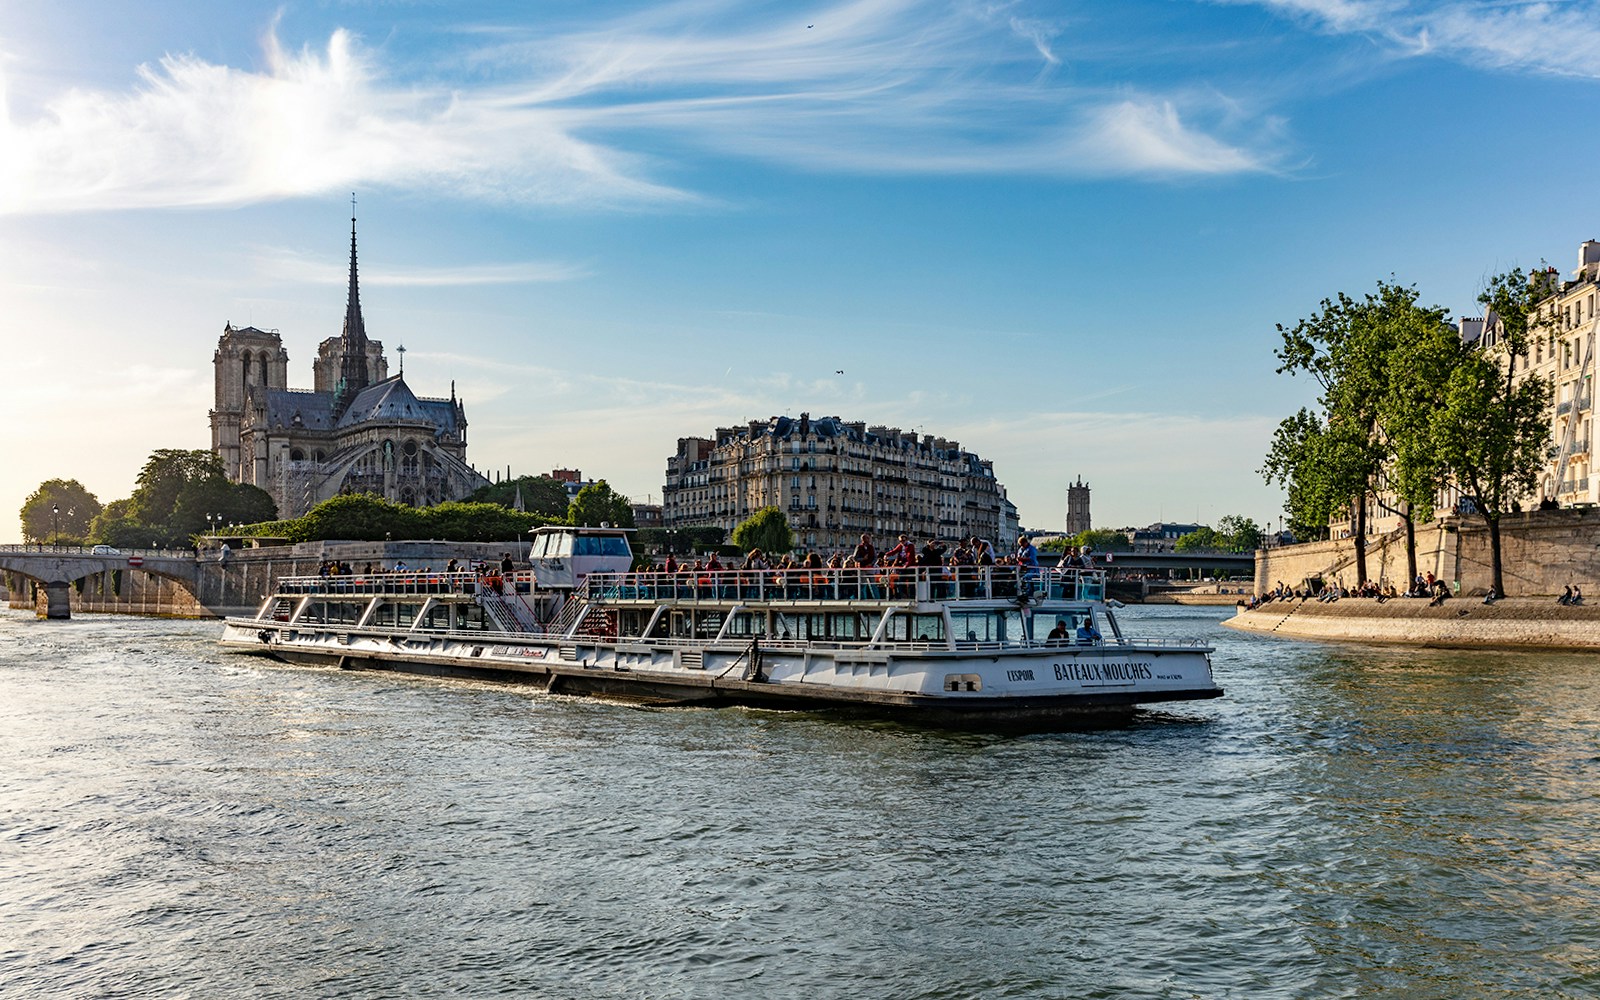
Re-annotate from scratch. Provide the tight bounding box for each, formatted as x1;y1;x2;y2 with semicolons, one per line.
0;545;200;618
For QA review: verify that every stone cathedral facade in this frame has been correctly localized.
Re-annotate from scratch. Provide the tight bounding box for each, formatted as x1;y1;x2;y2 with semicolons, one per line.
209;216;488;520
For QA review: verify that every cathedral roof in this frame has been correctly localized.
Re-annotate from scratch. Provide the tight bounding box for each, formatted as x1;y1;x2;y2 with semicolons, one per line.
260;389;336;431
335;375;461;433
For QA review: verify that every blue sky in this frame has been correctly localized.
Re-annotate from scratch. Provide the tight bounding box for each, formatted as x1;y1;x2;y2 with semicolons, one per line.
3;0;1599;543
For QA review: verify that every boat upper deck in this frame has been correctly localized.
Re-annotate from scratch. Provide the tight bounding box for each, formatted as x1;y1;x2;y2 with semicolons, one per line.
266;565;1108;606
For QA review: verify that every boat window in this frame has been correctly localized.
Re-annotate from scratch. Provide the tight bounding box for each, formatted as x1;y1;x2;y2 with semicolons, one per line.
530;535;550;558
694;610;725;639
772;612;800;641
618;610;653;638
725;611;766;638
573;535;630;557
551;534;573;558
950;609;1024;644
300;601;362;625
828;613;867;640
882;613;946;643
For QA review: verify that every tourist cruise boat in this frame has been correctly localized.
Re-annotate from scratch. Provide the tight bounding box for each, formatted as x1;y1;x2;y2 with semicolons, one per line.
220;526;1222;725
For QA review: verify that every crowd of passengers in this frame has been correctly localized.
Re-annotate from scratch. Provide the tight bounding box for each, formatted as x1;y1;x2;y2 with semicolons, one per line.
610;533;1097;599
309;554;520;579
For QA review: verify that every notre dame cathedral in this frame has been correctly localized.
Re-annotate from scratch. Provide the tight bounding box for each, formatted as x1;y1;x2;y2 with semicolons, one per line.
209;214;489;519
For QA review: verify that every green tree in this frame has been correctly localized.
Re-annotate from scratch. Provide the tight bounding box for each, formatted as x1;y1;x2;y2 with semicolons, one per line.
1381;311;1462;584
421;501;551;542
1175;526;1223;552
1429;269;1554;595
20;479;102;544
1072;528;1133;553
1216;515;1262;552
1261;408;1346;542
1267;281;1452;584
90;498;154;549
567;480;635;527
290;493;425;542
732;506;794;555
468;475;572;517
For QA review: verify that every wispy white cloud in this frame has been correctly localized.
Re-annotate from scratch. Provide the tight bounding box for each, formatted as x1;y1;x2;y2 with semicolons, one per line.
251;245;588;286
1245;0;1600;78
0;0;1278;216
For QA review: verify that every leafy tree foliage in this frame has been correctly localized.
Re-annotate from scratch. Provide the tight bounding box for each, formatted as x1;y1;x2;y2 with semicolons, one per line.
732;506;794;555
233;493;555;543
567;480;635;527
1430;268;1553;594
1265;282;1463;582
1072;528;1133;553
1175;517;1263;553
467;475;572;517
20;479;102;544
1265;270;1556;594
1216;515;1262;551
87;449;281;547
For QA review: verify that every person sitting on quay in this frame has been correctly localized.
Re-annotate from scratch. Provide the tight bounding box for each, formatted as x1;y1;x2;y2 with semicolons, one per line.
1483;585;1499;605
1427;579;1450;607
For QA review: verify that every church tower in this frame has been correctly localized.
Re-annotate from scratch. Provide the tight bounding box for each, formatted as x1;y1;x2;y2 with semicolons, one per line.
210;324;288;481
1065;475;1091;535
333;206;371;415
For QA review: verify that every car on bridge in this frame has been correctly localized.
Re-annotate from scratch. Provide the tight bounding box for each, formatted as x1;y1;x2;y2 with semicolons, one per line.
90;544;122;555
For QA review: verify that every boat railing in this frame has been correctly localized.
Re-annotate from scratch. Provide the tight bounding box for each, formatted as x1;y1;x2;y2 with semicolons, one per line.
584;565;1108;603
272;570;528;597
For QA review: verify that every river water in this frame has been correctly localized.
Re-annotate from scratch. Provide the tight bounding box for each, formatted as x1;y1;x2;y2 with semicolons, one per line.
1;605;1597;998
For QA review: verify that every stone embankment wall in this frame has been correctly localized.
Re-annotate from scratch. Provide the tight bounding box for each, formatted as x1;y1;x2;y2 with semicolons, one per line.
1256;508;1600;598
1225;597;1600;650
5;540;523;618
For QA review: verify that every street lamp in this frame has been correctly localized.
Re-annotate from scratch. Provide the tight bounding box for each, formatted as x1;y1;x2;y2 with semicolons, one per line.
51;504;58;547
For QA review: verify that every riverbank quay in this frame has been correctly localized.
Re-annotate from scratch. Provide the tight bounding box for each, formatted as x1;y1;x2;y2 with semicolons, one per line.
1225;596;1600;650
1254;507;1600;598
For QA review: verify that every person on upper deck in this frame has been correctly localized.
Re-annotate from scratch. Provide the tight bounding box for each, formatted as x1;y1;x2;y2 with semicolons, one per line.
885;535;916;567
851;534;876;567
972;536;995;566
1016;536;1039;569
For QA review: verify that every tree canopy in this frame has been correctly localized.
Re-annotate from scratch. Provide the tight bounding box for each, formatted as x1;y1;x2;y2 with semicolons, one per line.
20;479;102;544
234;492;555;543
467;475;572;518
1264;272;1556;593
88;449;280;548
567;480;635;528
732;506;794;555
1174;516;1261;553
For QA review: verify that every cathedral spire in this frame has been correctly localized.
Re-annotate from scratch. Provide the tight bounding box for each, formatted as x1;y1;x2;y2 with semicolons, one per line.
336;194;370;412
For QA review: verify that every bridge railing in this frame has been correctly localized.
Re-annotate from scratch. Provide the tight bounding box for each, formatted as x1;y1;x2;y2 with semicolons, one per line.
0;544;196;559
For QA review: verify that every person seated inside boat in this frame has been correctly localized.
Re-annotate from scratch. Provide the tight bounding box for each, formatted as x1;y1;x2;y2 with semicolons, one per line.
1076;618;1102;644
1046;619;1071;645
